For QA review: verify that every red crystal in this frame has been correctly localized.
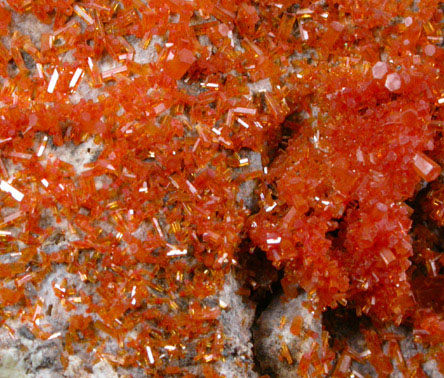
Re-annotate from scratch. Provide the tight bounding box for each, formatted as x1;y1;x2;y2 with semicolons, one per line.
0;0;444;377
413;152;441;182
164;48;197;80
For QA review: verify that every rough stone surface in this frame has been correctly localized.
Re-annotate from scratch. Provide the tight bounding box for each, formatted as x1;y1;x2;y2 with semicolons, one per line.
236;150;262;212
253;292;321;377
216;273;258;378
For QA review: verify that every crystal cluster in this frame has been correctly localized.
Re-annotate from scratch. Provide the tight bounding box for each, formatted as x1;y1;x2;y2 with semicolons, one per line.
0;0;443;377
248;0;444;375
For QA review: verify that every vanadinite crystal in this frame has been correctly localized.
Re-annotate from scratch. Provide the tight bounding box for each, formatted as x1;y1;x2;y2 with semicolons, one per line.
1;0;444;377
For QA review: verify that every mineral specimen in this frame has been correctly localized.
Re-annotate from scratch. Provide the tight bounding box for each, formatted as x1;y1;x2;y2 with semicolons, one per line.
0;0;444;377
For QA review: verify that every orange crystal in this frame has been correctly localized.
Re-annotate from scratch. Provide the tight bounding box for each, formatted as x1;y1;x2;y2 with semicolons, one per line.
0;0;444;377
413;152;441;182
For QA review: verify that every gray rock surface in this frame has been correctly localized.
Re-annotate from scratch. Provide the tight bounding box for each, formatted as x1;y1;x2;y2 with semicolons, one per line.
235;150;262;212
253;292;322;378
216;273;258;378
